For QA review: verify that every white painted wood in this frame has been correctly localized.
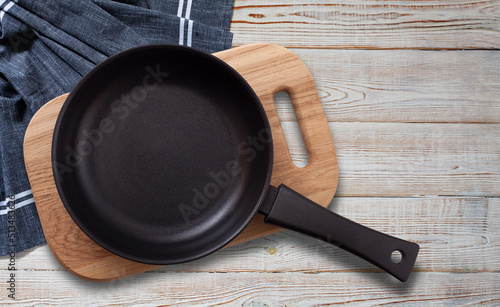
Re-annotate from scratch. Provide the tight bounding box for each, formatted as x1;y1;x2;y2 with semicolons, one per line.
1;271;499;305
231;0;500;49
282;122;500;196
274;49;500;123
1;197;497;274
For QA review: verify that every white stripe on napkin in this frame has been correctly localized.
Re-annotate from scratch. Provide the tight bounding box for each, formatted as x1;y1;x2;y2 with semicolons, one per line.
0;0;15;22
177;0;193;46
185;0;193;20
0;189;33;207
187;20;193;47
179;17;185;45
0;197;35;216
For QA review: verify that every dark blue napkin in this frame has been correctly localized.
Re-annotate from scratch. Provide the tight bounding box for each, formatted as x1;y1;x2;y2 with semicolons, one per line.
0;0;235;256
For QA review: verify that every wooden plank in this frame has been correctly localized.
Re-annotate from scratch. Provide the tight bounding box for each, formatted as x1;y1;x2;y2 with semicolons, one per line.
274;49;500;123
231;0;500;49
281;122;500;196
2;198;497;273
1;271;499;305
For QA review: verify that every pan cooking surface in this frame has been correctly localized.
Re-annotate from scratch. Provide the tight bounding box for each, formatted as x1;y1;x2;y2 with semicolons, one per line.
52;45;272;264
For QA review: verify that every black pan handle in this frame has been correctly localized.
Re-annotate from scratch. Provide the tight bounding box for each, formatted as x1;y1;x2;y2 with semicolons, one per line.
259;185;419;282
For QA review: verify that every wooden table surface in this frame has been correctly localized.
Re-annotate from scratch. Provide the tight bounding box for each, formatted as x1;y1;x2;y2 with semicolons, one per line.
1;1;499;305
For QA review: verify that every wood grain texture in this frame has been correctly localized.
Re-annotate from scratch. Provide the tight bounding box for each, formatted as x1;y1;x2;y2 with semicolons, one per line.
0;271;499;305
275;49;500;123
231;0;500;49
285;122;500;197
22;43;338;282
2;197;498;273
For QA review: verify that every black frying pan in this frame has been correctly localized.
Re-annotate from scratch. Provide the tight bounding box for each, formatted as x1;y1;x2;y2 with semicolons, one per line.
52;45;419;282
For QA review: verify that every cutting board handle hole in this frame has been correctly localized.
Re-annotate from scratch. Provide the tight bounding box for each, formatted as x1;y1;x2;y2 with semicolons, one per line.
274;91;309;168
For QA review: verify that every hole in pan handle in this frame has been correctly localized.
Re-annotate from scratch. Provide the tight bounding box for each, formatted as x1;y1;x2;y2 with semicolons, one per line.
259;185;420;282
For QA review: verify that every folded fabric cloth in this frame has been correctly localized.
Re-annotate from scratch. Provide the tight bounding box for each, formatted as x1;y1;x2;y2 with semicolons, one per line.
0;0;235;256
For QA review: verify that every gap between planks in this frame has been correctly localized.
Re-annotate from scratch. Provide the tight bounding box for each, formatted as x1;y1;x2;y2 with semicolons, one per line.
1;197;497;274
230;0;500;50
281;122;500;197
272;49;500;123
0;271;498;305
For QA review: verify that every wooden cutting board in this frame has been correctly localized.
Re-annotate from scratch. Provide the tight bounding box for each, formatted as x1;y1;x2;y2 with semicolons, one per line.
23;43;338;282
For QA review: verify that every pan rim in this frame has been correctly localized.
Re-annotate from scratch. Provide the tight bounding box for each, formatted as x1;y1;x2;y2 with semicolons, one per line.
51;44;274;265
